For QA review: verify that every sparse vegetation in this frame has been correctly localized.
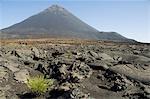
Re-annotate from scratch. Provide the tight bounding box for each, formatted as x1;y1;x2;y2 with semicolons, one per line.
66;50;72;58
26;76;54;95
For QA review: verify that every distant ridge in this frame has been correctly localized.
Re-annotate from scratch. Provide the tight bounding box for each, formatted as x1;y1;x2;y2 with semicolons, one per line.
0;5;134;42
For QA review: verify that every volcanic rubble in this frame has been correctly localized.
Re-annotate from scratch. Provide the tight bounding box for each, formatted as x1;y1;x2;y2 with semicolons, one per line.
0;41;150;99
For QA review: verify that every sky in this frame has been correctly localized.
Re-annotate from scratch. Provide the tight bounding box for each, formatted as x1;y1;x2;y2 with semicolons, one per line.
0;0;150;43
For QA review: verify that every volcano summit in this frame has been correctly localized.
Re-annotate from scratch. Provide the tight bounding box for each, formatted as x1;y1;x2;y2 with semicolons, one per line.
1;5;132;42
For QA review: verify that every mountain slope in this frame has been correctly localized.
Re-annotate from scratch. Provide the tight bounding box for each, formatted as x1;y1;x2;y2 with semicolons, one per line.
0;5;133;42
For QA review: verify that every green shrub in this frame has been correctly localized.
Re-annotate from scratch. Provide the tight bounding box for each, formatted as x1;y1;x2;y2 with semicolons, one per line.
27;76;54;95
65;51;72;59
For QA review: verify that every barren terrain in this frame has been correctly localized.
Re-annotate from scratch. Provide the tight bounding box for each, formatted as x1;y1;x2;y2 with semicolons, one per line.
0;39;150;99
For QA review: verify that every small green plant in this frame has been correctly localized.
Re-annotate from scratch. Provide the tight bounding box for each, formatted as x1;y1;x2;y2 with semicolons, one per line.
65;51;72;59
27;76;54;95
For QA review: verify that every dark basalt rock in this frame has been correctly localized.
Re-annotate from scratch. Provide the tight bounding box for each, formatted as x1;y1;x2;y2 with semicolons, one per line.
111;82;127;92
0;40;149;99
47;60;92;83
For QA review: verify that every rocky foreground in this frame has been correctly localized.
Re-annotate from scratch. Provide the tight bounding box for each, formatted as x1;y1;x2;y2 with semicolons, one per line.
0;39;150;99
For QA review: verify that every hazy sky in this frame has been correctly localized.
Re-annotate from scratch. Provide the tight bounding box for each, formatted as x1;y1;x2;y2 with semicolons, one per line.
0;0;149;43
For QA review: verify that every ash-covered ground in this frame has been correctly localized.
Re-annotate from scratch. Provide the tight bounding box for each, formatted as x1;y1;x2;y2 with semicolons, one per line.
0;39;150;99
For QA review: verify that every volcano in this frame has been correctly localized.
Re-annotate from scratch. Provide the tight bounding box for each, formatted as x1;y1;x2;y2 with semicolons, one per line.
0;5;133;42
